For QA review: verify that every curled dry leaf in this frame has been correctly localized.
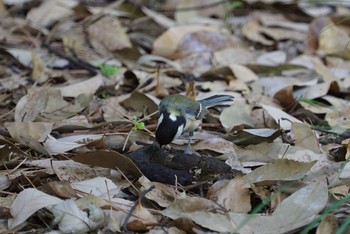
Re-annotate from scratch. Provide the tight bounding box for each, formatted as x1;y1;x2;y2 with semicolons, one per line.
242;21;274;46
261;104;302;130
207;176;251;213
49;199;105;233
26;0;78;28
139;176;176;208
8;188;62;230
15;88;48;122
127;203;158;232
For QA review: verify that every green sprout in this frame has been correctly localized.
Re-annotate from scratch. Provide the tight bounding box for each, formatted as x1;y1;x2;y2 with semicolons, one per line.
99;64;120;77
132;116;145;131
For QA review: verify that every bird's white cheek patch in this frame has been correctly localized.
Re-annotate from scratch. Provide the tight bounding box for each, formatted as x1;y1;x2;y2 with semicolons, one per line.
169;113;177;121
174;124;184;139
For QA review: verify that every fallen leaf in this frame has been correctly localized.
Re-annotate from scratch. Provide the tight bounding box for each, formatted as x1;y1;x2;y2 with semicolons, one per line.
5;122;53;143
49;199;105;233
229;180;328;234
71;177;123;199
88;16;132;51
242;21;274;46
153;25;221;58
14;88;49;122
220;99;253;130
72;151;143;180
261;104;302;130
8;188;62;230
59;74;104;98
208;176;251;213
243;159;316;185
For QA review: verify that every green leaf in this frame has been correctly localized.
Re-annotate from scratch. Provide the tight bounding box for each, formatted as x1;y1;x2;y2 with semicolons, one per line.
132;116;145;131
229;1;243;10
99;64;120;77
136;122;145;130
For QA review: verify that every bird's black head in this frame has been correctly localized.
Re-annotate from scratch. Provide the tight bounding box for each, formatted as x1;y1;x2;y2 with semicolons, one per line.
156;111;186;146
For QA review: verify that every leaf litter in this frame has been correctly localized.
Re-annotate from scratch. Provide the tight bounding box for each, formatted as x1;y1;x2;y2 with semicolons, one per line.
1;0;350;233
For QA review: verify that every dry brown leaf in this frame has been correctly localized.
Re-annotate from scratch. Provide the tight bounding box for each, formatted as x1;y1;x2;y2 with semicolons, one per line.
72;151;143;180
5;122;52;143
316;214;339;234
242;21;274;46
42;181;77;199
208;176;251;213
292;122;321;153
88;16;132;52
15;88;49;122
127;203;158;232
139;176;176;208
193;137;236;154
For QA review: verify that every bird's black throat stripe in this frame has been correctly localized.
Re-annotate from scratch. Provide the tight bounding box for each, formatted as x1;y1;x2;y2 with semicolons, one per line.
156;111;186;146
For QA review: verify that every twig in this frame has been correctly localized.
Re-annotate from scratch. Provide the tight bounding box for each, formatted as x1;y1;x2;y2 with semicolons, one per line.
146;0;226;13
42;42;98;75
121;185;155;231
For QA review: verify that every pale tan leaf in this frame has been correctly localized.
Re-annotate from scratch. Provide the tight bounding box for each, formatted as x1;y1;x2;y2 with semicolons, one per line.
59;74;104;97
31;52;47;83
152;25;219;57
220;99;253;130
15;88;49;122
88;16;131;51
228;180;328;234
139;176;176;208
242;21;274;46
243;159;316;184
5;122;52;143
229;64;258;82
292;122;321;153
213;47;256;66
26;0;78;27
208;176;251;213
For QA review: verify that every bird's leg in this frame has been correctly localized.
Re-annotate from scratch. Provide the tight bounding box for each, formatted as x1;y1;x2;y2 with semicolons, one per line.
184;131;194;154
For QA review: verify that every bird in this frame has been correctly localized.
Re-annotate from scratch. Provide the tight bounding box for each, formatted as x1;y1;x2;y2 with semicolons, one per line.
155;94;234;152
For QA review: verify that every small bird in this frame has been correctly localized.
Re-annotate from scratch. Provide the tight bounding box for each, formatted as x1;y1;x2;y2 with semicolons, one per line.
155;94;234;152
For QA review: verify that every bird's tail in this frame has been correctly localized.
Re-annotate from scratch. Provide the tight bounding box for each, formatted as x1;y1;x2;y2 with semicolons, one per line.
198;95;234;108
